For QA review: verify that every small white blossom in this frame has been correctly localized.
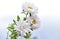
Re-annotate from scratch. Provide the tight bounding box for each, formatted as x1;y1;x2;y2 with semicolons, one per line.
22;2;38;14
28;15;40;30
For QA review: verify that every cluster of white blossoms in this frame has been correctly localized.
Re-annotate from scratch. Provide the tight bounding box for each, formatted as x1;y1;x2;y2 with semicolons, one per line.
15;20;31;37
7;2;40;39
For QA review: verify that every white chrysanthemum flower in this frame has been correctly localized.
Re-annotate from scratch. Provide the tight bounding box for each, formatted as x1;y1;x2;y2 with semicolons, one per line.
28;15;40;30
22;2;38;14
15;20;31;37
31;15;40;30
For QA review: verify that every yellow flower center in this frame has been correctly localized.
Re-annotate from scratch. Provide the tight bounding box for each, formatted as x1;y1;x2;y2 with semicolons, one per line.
28;6;33;9
32;19;37;24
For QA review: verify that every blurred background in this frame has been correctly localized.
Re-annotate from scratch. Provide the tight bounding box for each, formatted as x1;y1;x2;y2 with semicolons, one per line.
0;0;60;39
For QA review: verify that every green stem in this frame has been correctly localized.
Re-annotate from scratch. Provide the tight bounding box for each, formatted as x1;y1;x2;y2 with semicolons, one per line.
26;38;30;39
26;12;28;18
6;31;9;39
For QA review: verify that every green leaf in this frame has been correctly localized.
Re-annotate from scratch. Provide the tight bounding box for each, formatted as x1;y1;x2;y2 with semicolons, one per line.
30;24;33;31
30;24;33;26
22;10;24;13
24;32;31;39
23;17;26;21
13;19;16;24
8;28;13;32
8;25;14;29
17;15;20;21
30;28;33;31
7;24;14;32
11;30;18;39
29;13;31;16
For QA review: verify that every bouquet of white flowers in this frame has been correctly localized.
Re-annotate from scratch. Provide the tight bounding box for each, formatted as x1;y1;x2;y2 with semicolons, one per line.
6;2;40;39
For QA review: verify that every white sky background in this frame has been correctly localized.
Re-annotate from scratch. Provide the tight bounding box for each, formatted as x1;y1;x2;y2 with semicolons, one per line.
0;0;60;39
